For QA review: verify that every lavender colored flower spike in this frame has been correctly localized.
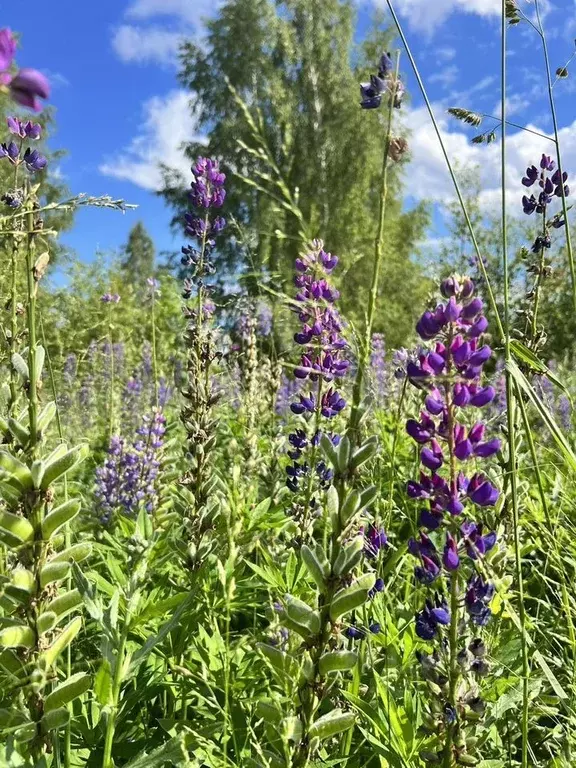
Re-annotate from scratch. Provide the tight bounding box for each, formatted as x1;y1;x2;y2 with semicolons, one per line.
0;29;16;71
8;68;50;112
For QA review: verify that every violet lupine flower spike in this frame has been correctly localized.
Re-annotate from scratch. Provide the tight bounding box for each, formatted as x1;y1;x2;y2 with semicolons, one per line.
359;51;404;110
180;157;226;545
520;154;570;351
285;239;349;534
268;241;384;765
0;116;47;208
406;276;500;766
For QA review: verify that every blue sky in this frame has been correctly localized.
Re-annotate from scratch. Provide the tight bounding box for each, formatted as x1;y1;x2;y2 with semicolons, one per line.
5;0;576;269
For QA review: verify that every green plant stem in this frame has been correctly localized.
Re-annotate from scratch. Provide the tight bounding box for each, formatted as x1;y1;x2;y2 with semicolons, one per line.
501;6;529;764
40;314;73;767
150;283;159;408
7;147;22;415
385;377;408;529
443;329;459;768
534;0;576;312
25;205;39;452
107;303;115;440
348;52;400;440
102;624;129;768
386;0;505;344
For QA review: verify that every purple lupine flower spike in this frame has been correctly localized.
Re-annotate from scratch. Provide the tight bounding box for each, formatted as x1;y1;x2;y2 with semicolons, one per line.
406;275;499;756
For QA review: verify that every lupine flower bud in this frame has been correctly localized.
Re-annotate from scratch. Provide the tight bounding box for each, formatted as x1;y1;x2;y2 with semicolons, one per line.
8;68;50;111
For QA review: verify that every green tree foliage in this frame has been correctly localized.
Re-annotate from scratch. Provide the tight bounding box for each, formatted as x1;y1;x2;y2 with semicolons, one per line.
159;0;430;348
121;221;155;279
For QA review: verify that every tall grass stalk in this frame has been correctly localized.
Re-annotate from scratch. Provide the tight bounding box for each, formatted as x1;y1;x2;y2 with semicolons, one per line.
500;5;529;765
385;0;505;344
348;52;400;439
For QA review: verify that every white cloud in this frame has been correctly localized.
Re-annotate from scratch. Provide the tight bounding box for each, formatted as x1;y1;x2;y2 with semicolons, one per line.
429;65;459;89
112;24;183;65
99;90;206;191
125;0;218;23
403;102;575;217
373;0;500;32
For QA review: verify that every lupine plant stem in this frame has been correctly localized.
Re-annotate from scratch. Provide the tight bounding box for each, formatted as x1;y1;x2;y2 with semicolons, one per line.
348;52;400;440
500;5;529;765
107;302;116;439
534;0;576;312
102;624;129;768
150;280;159;408
25;202;39;452
40;313;73;767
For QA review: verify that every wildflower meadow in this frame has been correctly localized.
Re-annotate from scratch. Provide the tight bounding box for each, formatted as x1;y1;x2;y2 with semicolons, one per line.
2;1;576;766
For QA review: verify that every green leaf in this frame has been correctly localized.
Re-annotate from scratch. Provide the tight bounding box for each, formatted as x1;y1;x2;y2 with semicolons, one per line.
51;541;92;564
41;444;89;489
326;485;339;528
0;625;35;649
319;650;358;675
37;402;57;433
0;452;33;491
128;591;197;676
40;561;71;588
308;709;355;740
0;709;30;728
7;418;30;447
320;433;339;469
330;573;376;621
42;500;81;539
94;659;113;706
507;359;576;472
37;612;57;634
44;672;91;712
510;340;570;397
0;509;34;546
40;708;70;733
47;589;82;622
301;543;329;589
257;643;300;679
332;537;364;577
123;733;189;768
40;617;82;669
283;594;321;636
350;436;378;470
340;490;360;525
11;353;29;381
336;436;352;473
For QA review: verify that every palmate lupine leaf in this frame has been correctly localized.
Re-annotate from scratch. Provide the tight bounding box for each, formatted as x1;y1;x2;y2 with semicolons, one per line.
123;733;190;768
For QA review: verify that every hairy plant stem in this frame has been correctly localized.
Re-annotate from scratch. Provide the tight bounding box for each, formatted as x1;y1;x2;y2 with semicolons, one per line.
150;282;159;408
385;376;408;529
348;52;400;441
102;624;129;768
527;208;548;344
8;152;22;415
300;375;324;539
293;495;343;768
106;301;116;440
501;6;529;764
443;328;459;768
534;0;576;312
40;314;73;767
386;0;505;344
